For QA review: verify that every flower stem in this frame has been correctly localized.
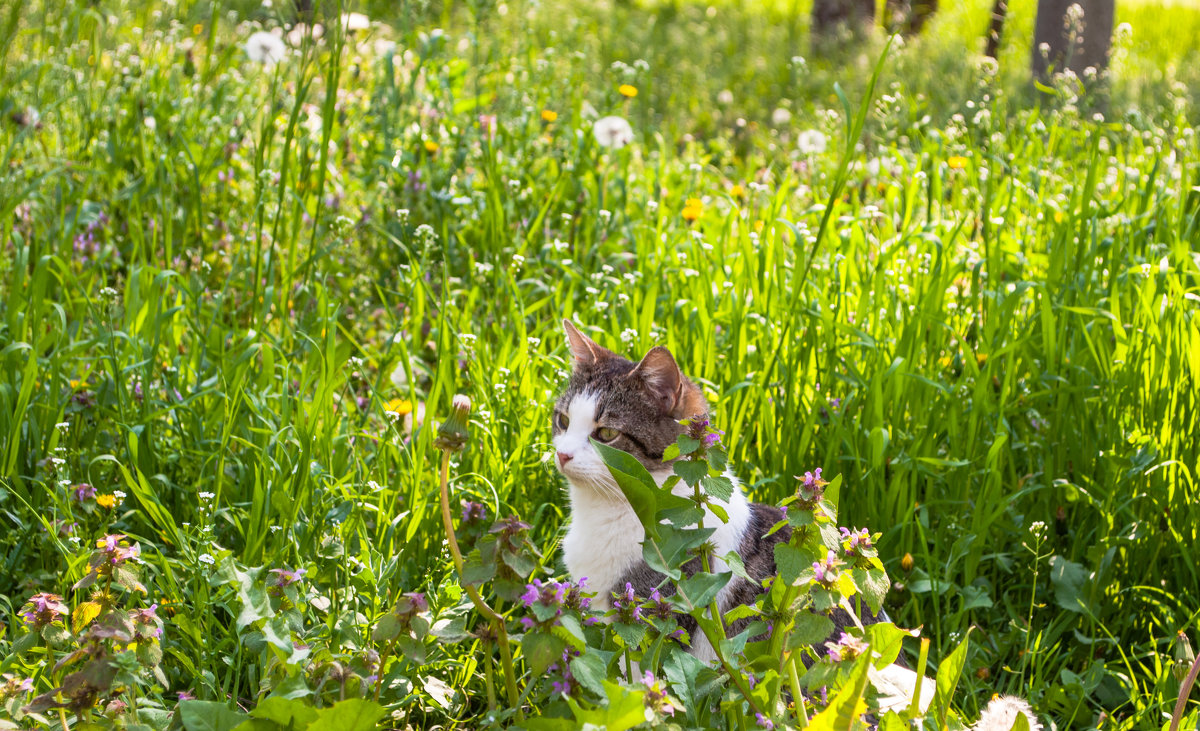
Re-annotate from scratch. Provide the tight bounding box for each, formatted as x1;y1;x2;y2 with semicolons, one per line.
788;653;809;728
437;449;521;715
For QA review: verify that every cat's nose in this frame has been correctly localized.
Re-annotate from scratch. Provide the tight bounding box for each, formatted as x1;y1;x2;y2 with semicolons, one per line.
557;451;574;467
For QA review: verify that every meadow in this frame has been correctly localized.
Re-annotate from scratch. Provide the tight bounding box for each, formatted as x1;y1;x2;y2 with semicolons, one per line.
1;0;1199;728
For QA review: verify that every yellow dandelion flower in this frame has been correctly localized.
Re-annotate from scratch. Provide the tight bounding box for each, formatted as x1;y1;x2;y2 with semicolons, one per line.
1053;210;1065;223
541;109;558;123
947;155;968;170
193;23;203;35
976;353;988;366
754;220;764;233
423;140;439;154
96;494;117;509
682;198;703;221
385;398;413;415
618;84;638;98
730;184;744;198
938;355;953;369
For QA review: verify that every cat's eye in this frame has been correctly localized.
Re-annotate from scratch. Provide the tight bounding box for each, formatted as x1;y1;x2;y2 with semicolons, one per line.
594;426;620;443
554;411;569;430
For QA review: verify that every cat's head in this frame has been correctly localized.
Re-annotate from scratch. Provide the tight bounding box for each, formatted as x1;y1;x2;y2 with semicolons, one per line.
551;320;708;494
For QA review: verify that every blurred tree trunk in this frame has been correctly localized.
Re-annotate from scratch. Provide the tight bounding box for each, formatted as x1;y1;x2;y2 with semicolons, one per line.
984;0;1007;59
812;0;875;41
1032;0;1115;82
884;0;939;35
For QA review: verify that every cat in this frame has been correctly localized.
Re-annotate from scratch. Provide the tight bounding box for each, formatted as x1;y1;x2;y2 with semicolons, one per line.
550;320;1041;730
552;319;881;658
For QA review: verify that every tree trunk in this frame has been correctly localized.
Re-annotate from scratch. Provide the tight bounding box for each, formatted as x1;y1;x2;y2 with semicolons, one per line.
812;0;875;40
984;0;1008;59
884;0;939;35
1031;0;1116;82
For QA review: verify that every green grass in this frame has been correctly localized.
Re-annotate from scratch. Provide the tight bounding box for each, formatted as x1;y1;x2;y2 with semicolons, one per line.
1;0;1198;728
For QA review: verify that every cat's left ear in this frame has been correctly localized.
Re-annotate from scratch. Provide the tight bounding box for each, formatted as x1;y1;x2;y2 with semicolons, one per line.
628;346;685;415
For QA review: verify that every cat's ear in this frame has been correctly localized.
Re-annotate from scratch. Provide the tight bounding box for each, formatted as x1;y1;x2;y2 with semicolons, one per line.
628;346;685;415
563;319;614;369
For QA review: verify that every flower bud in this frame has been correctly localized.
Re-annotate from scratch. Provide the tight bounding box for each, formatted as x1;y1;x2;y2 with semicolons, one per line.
434;394;471;452
1174;630;1195;682
901;552;914;572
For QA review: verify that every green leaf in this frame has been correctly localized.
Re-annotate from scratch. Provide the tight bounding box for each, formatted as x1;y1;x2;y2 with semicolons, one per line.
774;542;807;585
612;620;647;648
700;475;734;502
522;631;565;675
308;699;387;731
786;612;835;650
864;622;911;669
248;697;318;728
569;651;608;696
396;635;427;664
594;440;662;540
677;571;731;611
673;459;709;486
1049;556;1094;615
11;630;36;655
675;435;701;455
461;550;496;585
373;613;402;643
933;629;971;725
179;701;248;731
808;652;872;731
853;567;890;615
266;674;312;699
601;681;651;731
430;616;471;643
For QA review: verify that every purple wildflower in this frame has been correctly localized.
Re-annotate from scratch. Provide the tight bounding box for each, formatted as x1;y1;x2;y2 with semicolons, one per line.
839;527;873;555
756;713;774;729
460;500;488;523
270;567;306;587
73;483;96;502
19;592;68;629
796;468;828;505
641;671;675;716
811;549;839;585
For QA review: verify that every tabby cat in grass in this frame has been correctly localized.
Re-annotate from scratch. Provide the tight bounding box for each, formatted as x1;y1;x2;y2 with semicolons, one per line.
550;320;1039;729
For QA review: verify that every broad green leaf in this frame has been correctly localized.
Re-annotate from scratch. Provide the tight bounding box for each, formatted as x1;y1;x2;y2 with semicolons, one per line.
248;697;318;728
775;542;807;585
179;701;248;731
675;435;701;455
522;631;565;675
853;567;889;615
594;440;662;540
601;681;651;731
372;613;402;643
786;612;835;650
1049;556;1094;615
933;629;971;725
73;601;103;632
677;572;731;611
700;475;734;503
569;651;608;696
864;622;911;669
308;699;387;731
808;652;871;731
673;459;709;486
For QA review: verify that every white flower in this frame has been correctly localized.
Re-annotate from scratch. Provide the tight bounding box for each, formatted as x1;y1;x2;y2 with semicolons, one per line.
245;31;286;65
341;12;370;31
771;108;792;126
798;129;827;155
286;22;324;46
717;89;734;105
592;116;634;149
198;553;216;566
113;490;127;499
144;116;157;131
199;491;215;500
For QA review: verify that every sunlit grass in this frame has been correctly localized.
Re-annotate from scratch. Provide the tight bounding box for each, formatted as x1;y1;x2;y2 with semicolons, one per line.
0;0;1198;728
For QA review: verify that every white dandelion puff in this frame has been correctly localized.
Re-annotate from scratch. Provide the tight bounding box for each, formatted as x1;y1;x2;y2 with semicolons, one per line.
592;116;634;149
245;31;287;65
798;129;827;155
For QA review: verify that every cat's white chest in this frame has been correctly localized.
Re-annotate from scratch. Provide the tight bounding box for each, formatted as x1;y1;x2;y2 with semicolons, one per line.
561;485;645;610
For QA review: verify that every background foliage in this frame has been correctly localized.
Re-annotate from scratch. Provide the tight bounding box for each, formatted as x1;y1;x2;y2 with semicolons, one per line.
1;0;1198;727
